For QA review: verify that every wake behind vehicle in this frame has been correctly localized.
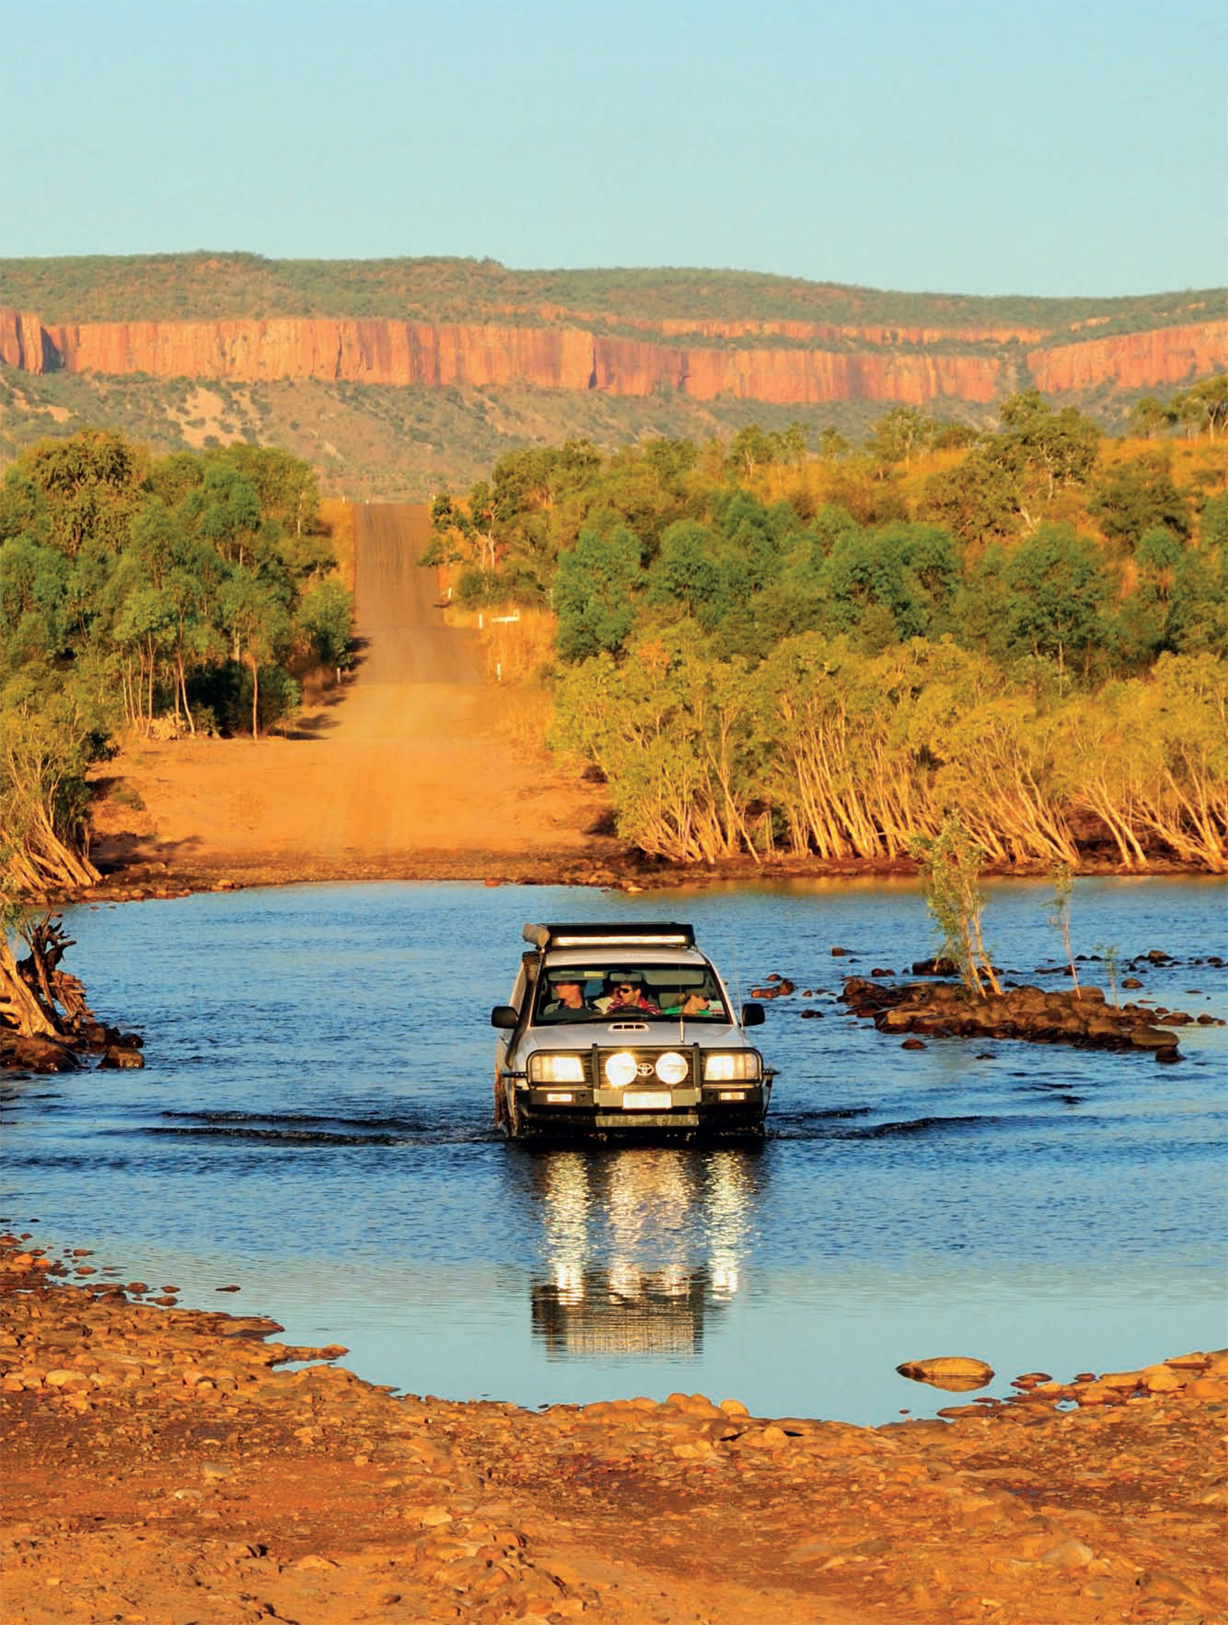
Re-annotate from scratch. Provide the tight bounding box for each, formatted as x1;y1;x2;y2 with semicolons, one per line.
491;922;775;1140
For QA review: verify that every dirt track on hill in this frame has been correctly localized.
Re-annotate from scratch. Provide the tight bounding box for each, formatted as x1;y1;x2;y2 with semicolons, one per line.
90;504;614;889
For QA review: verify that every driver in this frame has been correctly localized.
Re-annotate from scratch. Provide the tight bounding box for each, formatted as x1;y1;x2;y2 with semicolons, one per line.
606;975;661;1015
541;976;590;1019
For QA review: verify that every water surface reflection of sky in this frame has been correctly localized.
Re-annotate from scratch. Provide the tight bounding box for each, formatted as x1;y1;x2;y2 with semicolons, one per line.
2;877;1224;1423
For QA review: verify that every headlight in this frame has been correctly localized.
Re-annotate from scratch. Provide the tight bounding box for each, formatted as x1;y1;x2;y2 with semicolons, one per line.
654;1051;689;1086
604;1051;638;1088
530;1054;585;1084
703;1051;761;1082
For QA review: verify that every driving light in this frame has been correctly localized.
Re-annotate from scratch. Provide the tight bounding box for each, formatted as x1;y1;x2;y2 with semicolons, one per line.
703;1052;761;1082
604;1051;639;1088
654;1051;689;1086
530;1054;585;1084
545;1092;575;1103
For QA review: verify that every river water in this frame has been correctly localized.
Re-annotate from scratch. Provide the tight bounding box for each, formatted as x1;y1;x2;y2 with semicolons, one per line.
3;877;1225;1425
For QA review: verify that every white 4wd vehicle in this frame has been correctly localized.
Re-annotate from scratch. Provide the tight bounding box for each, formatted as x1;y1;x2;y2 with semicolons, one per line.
491;923;774;1140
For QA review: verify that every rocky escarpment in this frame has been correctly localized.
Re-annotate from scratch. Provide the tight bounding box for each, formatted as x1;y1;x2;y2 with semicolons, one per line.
1029;320;1228;393
3;302;1223;406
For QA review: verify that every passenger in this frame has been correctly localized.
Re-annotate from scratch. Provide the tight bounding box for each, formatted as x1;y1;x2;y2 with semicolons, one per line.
665;990;713;1017
606;976;661;1015
541;977;590;1019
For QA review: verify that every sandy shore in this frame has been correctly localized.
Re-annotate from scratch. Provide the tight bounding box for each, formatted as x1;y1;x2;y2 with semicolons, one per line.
2;1234;1225;1625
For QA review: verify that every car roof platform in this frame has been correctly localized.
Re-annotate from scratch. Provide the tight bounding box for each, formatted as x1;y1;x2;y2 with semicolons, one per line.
522;923;696;950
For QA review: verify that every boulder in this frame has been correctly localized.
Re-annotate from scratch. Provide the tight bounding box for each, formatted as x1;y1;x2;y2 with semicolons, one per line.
1;1034;81;1073
896;1356;994;1391
1129;1025;1180;1050
99;1044;145;1069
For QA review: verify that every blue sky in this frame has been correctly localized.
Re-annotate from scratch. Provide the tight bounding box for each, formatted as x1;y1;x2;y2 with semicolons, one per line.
0;0;1224;297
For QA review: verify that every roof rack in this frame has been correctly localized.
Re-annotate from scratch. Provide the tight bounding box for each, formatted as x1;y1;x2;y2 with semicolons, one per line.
522;922;695;951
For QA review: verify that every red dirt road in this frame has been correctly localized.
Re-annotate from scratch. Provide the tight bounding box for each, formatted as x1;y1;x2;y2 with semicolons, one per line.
91;504;612;886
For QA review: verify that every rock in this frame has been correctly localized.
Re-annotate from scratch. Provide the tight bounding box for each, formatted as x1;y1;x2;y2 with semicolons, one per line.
1163;1351;1210;1371
1041;1539;1095;1570
1;1034;81;1073
897;1357;994;1390
99;1044;145;1069
1186;1375;1228;1400
1140;1366;1185;1393
1129;1025;1179;1050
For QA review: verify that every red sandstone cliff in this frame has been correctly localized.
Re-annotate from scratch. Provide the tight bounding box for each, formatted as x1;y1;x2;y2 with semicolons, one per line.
1;305;1222;406
0;308;50;373
1028;322;1228;393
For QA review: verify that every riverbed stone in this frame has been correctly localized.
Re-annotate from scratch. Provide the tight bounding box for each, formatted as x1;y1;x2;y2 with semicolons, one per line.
2;1233;1225;1625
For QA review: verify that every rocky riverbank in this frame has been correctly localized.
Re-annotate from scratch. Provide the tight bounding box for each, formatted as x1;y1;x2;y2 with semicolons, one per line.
2;1234;1224;1625
836;971;1226;1063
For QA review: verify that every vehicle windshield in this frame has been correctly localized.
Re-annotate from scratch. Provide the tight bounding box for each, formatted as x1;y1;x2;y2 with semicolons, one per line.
534;965;728;1024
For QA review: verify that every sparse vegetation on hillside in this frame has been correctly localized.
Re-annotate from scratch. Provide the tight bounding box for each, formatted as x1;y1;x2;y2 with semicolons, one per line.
2;251;1222;334
0;366;898;499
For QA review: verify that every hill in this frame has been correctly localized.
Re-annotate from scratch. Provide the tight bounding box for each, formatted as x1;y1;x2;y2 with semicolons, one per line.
1;255;1224;497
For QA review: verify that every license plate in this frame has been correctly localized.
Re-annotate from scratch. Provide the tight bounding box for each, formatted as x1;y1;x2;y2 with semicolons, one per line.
595;1112;699;1129
622;1090;671;1109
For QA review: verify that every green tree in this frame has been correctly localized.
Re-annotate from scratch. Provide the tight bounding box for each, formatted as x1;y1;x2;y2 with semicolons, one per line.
218;567;292;738
1166;546;1228;657
0;538;70;670
1198;492;1227;552
910;814;1002;998
210;444;320;537
1127;396;1174;439
818;521;962;644
298;577;355;679
1089;452;1192;552
921;444;1022;547
554;524;644;663
865;406;933;473
1111;526;1185;667
180;462;264;566
1002;523;1111;673
0;667;113;891
645;519;749;636
727;424;782;479
998;389;1101;499
818;425;850;459
1171;375;1228;440
6;429;148;558
0;471;53;550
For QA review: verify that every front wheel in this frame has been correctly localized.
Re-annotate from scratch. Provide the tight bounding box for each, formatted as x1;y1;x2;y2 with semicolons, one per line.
506;1085;524;1140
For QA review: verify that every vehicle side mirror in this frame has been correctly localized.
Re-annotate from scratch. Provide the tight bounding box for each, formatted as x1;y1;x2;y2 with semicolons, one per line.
741;1002;765;1027
491;1005;519;1029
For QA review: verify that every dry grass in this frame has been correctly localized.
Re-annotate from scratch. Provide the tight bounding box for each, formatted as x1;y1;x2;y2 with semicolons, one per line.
494;684;558;755
319;498;357;589
444;603;558;685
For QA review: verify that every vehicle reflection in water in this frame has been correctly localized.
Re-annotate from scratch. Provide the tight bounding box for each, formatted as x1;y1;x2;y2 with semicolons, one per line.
526;1147;763;1358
